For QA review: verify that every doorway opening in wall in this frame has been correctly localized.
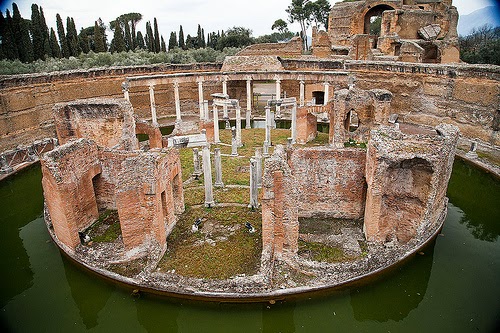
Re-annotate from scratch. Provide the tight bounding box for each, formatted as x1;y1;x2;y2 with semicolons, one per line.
312;91;325;105
161;190;168;220
422;44;440;63
345;110;360;132
364;5;394;49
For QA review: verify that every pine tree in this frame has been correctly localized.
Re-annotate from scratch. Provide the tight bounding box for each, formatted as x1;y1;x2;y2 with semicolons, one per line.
110;20;126;53
31;4;44;60
145;21;154;52
12;3;33;62
39;7;51;58
168;31;178;51
153;18;160;53
124;21;132;51
56;14;69;58
136;31;145;49
179;25;185;50
93;21;106;52
49;27;61;58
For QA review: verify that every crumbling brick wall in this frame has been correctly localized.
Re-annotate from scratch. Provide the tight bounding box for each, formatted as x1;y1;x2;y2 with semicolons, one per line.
363;123;459;243
236;37;302;58
295;106;318;144
288;147;367;219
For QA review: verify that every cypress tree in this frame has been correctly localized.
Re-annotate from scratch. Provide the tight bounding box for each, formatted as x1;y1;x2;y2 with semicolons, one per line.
136;31;145;49
49;27;61;58
160;36;166;52
39;7;51;58
145;21;154;52
93;21;106;52
66;17;79;56
130;22;136;50
31;4;44;60
153;18;160;53
78;28;90;54
124;21;132;51
178;25;185;50
201;28;206;48
12;3;33;62
110;20;126;53
196;24;203;49
56;14;69;58
168;31;178;51
1;10;18;60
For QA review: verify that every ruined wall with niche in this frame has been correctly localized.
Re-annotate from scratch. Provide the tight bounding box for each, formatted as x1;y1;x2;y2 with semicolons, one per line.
41;98;184;252
364;123;459;243
288;147;367;219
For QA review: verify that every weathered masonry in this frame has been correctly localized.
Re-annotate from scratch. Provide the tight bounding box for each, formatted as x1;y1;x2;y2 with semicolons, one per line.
41;99;184;252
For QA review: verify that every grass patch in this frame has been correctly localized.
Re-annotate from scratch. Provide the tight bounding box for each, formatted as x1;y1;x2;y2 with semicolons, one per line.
298;240;346;263
158;206;262;279
86;210;122;243
107;257;147;277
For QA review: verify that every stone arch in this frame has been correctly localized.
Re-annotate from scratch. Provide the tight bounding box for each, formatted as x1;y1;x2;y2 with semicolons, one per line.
362;4;396;35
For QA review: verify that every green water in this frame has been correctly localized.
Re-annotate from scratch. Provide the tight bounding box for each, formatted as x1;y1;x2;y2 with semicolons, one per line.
0;159;499;332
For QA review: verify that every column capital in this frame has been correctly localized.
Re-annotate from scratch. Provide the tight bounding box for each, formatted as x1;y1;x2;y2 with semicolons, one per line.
148;83;155;90
121;81;129;92
297;74;305;81
222;75;229;82
323;81;330;86
196;76;204;83
173;81;180;88
245;75;253;82
274;75;281;83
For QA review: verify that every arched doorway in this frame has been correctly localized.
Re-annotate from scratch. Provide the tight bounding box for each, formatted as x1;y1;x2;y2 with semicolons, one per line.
363;4;395;48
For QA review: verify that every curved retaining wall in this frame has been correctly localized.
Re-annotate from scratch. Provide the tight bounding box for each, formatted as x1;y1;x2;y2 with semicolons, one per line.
1;59;498;152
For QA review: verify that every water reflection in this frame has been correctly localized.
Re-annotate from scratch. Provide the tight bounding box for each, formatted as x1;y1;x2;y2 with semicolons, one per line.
263;301;296;333
0;166;42;307
350;241;435;322
447;159;500;242
62;256;114;329
136;295;180;332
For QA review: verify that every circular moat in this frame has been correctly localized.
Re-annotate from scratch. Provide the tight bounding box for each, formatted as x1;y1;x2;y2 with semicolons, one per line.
1;142;499;332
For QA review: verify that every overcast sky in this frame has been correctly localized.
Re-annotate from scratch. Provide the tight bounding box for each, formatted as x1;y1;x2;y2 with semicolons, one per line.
0;0;498;41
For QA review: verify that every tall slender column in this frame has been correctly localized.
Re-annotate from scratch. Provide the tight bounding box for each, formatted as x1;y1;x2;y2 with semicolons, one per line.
231;127;238;157
265;105;272;146
236;105;242;147
275;76;281;118
203;100;209;121
192;148;202;179
246;76;252;129
222;76;228;119
248;158;258;209
255;148;263;188
122;81;130;101
291;103;297;144
148;84;158;125
324;81;330;106
299;80;305;107
197;78;204;120
174;81;181;122
202;145;215;207
214;148;224;187
213;104;220;143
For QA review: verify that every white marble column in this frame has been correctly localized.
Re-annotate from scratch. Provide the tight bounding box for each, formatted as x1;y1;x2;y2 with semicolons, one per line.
213;104;220;143
192;148;202;179
246;76;252;129
236;106;242;147
324;81;330;106
248;157;259;209
203;100;209;121
275;76;281;117
202;145;215;207
299;80;305;107
148;84;158;125
222;76;229;119
265;105;272;146
174;81;181;122
197;78;204;120
122;81;130;101
214;148;224;187
255;148;263;188
291;104;297;144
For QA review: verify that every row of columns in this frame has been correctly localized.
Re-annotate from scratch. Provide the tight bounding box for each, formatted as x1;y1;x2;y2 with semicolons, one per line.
123;76;332;125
